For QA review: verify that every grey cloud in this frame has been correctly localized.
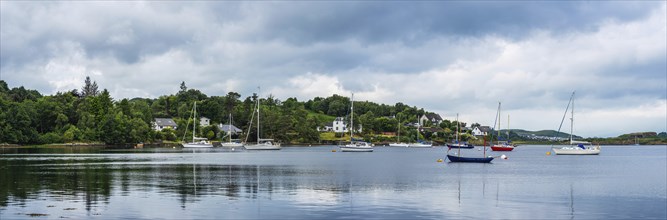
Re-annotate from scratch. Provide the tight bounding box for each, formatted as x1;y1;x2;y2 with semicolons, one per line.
247;2;657;45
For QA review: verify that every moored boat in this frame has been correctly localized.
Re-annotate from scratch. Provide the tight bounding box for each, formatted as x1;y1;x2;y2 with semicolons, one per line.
447;113;494;163
447;154;494;163
551;91;601;155
490;102;515;152
244;87;281;150
339;93;373;152
182;101;213;148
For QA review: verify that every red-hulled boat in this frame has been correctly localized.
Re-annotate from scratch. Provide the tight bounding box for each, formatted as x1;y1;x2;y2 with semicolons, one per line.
491;143;515;151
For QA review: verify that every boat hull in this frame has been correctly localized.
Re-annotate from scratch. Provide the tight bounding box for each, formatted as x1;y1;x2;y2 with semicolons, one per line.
552;147;600;155
446;144;474;149
244;144;281;150
182;143;214;148
447;155;494;163
221;142;244;148
408;143;433;148
388;143;409;147
491;146;514;151
340;146;374;152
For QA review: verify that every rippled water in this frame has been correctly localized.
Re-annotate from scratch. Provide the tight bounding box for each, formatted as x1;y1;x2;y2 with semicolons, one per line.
1;145;665;219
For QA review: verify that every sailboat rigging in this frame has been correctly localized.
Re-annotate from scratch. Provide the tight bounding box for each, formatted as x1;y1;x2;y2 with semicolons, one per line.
491;102;515;151
340;93;373;152
551;91;600;155
244;87;281;150
182;101;213;148
447;113;494;163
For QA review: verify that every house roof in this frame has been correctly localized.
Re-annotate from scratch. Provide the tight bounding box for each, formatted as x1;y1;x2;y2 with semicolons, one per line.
154;118;177;127
219;124;243;133
424;113;443;121
478;126;492;132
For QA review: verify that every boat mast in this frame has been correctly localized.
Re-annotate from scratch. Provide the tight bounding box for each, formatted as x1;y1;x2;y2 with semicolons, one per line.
570;92;575;143
507;114;510;141
397;115;401;142
350;93;354;142
193;101;196;142
257;86;261;143
497;102;501;144
457;113;461;156
228;113;232;142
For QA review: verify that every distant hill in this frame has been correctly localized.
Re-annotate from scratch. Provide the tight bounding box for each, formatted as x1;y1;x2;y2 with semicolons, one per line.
501;129;582;140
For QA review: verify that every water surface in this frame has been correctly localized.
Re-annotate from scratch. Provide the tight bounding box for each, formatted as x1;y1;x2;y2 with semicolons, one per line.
1;145;665;219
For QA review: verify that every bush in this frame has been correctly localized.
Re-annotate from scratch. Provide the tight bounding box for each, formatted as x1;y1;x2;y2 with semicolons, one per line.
39;132;63;144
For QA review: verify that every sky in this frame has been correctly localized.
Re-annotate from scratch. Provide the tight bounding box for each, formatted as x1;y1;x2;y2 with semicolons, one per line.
1;1;665;138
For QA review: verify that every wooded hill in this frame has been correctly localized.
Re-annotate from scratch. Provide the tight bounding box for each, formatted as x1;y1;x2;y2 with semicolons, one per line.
0;79;464;145
3;78;665;146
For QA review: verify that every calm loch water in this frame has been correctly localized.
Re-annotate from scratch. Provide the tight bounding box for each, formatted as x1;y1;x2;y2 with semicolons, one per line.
1;145;665;219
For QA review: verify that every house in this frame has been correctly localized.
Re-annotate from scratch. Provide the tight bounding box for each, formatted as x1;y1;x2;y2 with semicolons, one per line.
472;126;492;136
200;117;210;126
419;113;443;126
318;117;363;133
218;123;243;134
153;118;177;131
332;117;348;133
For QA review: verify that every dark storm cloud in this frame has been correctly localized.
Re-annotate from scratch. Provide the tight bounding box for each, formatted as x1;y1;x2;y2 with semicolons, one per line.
248;2;656;45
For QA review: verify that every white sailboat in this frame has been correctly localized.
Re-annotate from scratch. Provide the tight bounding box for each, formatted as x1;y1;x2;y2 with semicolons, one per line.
388;116;409;147
340;93;373;152
408;115;433;148
221;113;244;148
244;87;281;150
552;91;601;155
182;101;213;148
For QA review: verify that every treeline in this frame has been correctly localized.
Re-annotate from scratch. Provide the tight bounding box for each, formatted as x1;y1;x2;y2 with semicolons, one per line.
0;78;469;145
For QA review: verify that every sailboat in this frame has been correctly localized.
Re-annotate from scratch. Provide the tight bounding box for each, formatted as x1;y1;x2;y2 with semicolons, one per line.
408;115;433;148
244;87;281;150
447;113;494;163
340;93;373;152
182;101;213;148
552;91;600;155
491;102;515;151
221;113;244;148
446;114;474;149
388;116;409;147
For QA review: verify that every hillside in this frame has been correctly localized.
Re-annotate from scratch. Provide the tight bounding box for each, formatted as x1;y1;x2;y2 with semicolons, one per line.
502;129;582;140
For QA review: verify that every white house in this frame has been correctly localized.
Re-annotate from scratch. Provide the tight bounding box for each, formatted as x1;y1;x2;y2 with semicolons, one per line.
318;117;363;133
200;117;210;126
153;118;177;131
472;126;492;136
419;113;443;126
332;117;348;133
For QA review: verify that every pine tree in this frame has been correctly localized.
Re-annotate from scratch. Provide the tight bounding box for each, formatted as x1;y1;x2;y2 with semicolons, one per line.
81;76;99;97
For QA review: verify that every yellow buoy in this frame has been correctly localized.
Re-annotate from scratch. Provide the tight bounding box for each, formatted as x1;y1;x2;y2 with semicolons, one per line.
332;149;337;152
437;159;443;163
546;151;551;156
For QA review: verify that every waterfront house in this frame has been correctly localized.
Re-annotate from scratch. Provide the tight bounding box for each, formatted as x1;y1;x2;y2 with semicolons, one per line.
333;117;348;133
419;113;443;126
200;117;210;126
472;126;492;136
153;118;177;131
318;117;363;133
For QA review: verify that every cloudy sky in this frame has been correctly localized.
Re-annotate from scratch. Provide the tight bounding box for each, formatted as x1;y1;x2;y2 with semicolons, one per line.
1;1;665;137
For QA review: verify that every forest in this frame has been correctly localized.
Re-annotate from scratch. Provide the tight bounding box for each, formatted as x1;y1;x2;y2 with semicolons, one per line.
0;78;471;145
